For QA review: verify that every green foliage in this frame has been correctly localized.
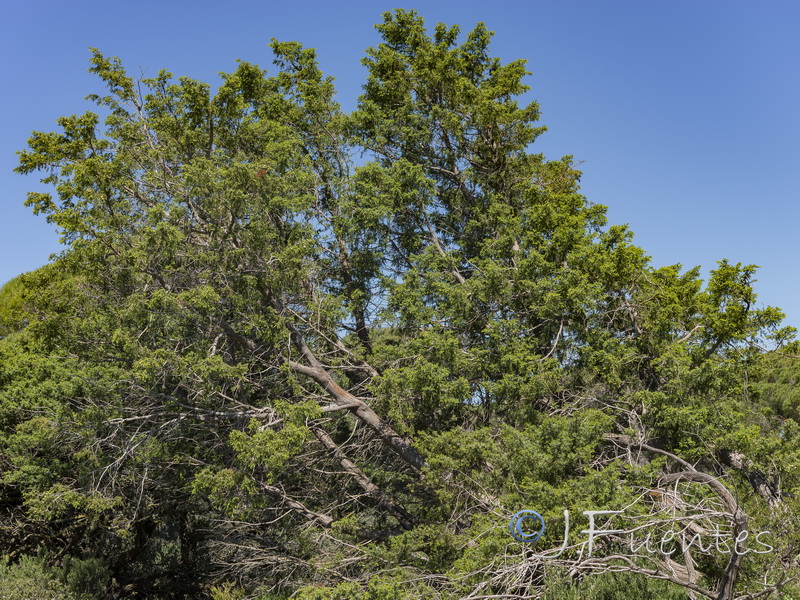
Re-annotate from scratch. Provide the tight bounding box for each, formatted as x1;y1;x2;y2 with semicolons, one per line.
0;555;108;600
0;276;32;337
540;570;690;600
210;582;247;600
754;353;800;420
0;556;79;600
59;556;111;599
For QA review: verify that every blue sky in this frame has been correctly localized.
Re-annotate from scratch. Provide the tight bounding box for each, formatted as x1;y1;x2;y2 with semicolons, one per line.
2;1;799;329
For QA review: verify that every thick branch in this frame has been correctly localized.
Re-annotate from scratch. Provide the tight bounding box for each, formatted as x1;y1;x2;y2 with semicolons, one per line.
605;434;696;472
208;311;425;470
606;434;749;600
310;425;415;530
287;360;424;470
719;449;782;507
260;482;334;528
259;482;402;541
424;215;465;284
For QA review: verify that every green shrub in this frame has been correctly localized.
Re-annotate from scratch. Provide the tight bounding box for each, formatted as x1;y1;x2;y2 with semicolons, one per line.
0;555;78;600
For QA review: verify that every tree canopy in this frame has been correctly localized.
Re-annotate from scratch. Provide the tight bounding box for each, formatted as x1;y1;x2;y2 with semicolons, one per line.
3;9;800;600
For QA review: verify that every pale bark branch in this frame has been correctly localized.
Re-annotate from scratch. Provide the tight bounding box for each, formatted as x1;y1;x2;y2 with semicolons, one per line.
259;482;335;528
310;425;415;530
425;215;465;284
286;359;424;470
719;449;782;507
207;310;425;471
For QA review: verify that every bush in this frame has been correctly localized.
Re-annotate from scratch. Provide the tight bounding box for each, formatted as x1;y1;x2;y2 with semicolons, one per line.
0;555;78;600
0;554;109;600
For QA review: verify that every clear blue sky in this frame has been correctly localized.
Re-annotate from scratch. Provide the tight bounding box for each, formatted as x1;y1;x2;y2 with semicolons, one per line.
3;1;799;329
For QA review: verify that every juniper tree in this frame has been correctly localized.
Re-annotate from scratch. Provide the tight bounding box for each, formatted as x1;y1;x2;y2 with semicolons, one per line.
5;9;799;599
